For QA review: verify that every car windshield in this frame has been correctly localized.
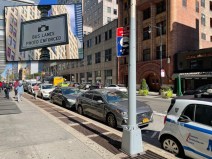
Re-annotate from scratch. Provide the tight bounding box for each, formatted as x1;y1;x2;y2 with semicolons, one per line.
62;89;80;95
32;83;37;86
196;85;209;91
42;85;53;89
106;91;128;103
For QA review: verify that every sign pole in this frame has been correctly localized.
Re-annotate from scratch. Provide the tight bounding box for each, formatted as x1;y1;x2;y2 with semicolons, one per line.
37;5;51;60
121;0;143;156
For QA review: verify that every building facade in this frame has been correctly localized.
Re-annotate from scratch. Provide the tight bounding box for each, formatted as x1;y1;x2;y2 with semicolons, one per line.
83;0;118;32
118;0;212;91
43;19;118;85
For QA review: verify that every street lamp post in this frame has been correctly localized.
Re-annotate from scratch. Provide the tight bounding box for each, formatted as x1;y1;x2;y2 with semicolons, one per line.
149;24;163;89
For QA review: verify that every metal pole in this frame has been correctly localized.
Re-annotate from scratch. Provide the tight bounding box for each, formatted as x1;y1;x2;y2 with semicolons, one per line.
37;5;51;60
121;0;143;156
159;24;162;88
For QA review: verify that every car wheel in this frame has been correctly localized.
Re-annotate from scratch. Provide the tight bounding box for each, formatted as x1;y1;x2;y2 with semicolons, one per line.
51;97;54;104
161;135;184;157
107;113;117;128
41;94;44;99
62;101;67;108
77;105;83;115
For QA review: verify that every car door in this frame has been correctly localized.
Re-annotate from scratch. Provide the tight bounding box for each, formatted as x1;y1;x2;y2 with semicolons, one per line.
57;89;63;105
81;92;93;115
90;94;105;120
177;104;212;159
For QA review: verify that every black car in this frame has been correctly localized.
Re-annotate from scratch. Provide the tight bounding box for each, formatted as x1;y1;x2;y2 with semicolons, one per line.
183;84;212;95
50;87;81;109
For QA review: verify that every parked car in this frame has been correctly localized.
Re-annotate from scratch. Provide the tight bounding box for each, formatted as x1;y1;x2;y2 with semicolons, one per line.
183;84;212;95
159;93;212;159
37;84;55;99
50;87;81;109
75;89;153;128
105;84;128;92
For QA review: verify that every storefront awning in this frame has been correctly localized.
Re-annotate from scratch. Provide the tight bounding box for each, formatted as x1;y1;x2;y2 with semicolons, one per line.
172;72;212;79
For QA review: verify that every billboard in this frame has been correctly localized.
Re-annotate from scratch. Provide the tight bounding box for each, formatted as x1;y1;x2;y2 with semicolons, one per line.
4;4;83;62
20;14;69;51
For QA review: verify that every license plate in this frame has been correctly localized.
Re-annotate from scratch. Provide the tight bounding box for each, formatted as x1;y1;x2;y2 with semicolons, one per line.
142;118;149;123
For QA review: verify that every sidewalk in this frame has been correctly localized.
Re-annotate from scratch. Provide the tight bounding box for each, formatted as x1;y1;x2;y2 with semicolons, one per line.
0;92;178;159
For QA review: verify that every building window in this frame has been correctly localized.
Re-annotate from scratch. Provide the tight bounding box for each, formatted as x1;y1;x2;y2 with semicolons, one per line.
182;0;187;7
95;71;101;77
87;55;92;65
13;28;16;37
7;47;11;57
210;18;212;28
8;36;12;45
201;13;205;26
114;9;117;15
12;39;16;49
201;33;206;40
109;29;112;39
201;0;205;7
87;39;92;48
98;34;101;43
105;69;112;77
143;8;150;20
156;21;166;36
95;36;98;44
95;52;101;63
107;17;111;23
196;0;199;12
210;1;212;11
105;48;112;62
105;31;108;40
107;7;111;13
156;45;166;59
143;27;150;40
190;59;203;69
143;49;150;61
156;0;166;14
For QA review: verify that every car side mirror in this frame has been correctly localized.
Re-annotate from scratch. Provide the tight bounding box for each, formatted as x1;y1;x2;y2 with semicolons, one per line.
178;115;191;123
97;100;104;104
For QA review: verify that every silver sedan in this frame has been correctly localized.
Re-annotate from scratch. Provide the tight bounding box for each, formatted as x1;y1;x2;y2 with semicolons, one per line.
75;89;153;128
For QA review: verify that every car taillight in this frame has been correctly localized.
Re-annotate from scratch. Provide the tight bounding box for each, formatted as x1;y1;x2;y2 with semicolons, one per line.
164;115;167;124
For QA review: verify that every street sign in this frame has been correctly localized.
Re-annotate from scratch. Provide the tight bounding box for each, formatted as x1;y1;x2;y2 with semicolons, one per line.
116;27;129;57
161;69;165;77
20;14;69;52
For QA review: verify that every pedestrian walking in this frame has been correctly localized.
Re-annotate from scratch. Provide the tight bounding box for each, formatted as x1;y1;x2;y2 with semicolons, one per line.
33;83;39;99
16;81;24;102
2;81;5;91
4;82;10;99
13;79;19;98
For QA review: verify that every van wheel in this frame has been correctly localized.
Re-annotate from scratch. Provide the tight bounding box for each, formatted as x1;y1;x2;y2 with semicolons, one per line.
62;101;67;108
161;136;184;157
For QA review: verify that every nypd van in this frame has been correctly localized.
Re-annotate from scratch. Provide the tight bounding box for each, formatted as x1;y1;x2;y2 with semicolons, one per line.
159;93;212;159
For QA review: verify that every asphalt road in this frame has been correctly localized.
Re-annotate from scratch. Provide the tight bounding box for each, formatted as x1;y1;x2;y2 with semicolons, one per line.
136;96;171;115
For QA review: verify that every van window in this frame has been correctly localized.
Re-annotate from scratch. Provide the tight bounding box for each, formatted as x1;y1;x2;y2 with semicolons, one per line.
182;104;195;121
195;104;212;126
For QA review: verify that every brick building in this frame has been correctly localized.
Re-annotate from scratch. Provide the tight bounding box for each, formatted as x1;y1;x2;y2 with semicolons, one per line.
118;0;212;91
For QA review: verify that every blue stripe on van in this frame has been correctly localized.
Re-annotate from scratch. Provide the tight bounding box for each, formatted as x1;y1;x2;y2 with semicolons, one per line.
166;118;212;135
183;146;212;159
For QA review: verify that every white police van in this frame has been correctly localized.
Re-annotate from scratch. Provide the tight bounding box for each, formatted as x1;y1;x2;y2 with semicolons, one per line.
159;92;212;159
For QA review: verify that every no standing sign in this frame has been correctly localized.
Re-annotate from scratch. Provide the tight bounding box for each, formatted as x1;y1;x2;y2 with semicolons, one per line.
19;14;69;52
